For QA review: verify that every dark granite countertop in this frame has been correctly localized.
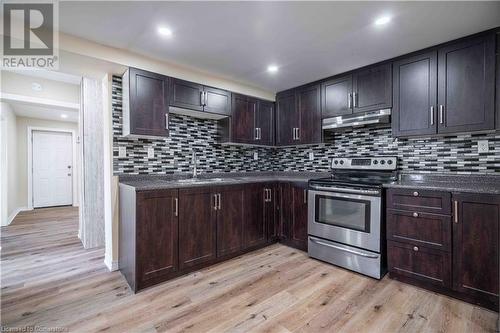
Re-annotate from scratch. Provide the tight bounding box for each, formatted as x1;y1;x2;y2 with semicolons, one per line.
383;173;500;195
119;171;329;191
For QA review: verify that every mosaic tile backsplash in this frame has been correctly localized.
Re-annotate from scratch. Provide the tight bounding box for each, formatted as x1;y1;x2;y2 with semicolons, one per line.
112;76;500;175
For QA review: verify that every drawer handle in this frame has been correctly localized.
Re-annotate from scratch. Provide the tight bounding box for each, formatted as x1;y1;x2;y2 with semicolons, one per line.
413;246;419;252
413;191;419;197
412;212;419;218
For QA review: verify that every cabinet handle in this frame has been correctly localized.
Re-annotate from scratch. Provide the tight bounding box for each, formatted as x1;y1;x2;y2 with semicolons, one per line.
303;189;307;204
439;105;444;124
204;91;208;106
292;128;295;140
352;92;357;108
296;128;300;140
165;113;169;130
200;91;204;106
255;128;259;140
430;106;434;126
347;93;352;109
413;212;418;218
413;191;419;197
413;246;419;252
174;198;178;217
218;193;221;210
454;200;458;223
259;128;262;140
268;189;272;202
213;194;218;210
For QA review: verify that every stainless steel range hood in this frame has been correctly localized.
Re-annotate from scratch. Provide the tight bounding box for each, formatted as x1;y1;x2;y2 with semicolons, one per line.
322;109;391;130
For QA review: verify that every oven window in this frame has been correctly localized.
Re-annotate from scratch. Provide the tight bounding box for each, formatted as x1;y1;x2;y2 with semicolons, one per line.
315;195;370;233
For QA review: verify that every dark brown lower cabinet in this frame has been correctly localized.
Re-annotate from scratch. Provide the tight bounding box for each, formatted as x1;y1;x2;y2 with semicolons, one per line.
280;182;308;251
178;187;217;270
387;188;499;310
243;183;267;249
216;185;244;258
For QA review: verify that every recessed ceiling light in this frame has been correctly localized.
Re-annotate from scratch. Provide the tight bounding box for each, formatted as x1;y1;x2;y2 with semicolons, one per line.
374;16;391;26
158;26;173;37
267;65;279;73
61;114;68;119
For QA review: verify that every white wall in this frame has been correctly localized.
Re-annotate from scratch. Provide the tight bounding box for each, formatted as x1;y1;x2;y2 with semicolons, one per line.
0;102;18;225
1;71;80;104
15;116;80;209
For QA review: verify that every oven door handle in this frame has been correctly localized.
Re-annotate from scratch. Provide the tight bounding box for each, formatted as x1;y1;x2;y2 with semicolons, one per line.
309;237;379;258
309;185;380;196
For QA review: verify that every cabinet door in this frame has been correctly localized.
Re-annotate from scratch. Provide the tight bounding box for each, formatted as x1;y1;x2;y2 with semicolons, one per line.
279;183;292;241
216;186;244;257
266;184;279;242
392;51;437;137
170;78;204;112
178;187;217;270
128;67;170;137
452;193;499;305
321;75;353;117
136;190;178;286
296;84;322;144
256;100;275;146
243;184;267;249
438;34;495;134
204;86;231;115
291;183;309;251
352;63;392;114
231;94;256;143
276;91;298;146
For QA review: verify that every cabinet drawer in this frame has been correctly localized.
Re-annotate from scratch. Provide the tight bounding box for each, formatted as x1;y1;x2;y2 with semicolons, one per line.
387;188;451;215
387;209;451;251
388;241;451;288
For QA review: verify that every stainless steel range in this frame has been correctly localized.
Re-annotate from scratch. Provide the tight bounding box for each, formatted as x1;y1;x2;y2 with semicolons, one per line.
308;156;397;279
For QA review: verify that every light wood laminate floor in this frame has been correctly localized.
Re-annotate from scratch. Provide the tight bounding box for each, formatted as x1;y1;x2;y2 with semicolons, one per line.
1;207;497;332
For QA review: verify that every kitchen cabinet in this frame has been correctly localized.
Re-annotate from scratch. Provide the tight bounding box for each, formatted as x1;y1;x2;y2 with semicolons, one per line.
321;75;353;118
280;182;308;251
452;193;499;307
437;34;495;133
392;51;437;137
178;187;217;270
266;183;279;243
352;63;392;114
276;90;298;146
387;188;499;310
216;185;245;258
122;67;170;138
296;84;322;144
243;183;268;248
170;78;231;116
393;33;496;137
256;100;275;146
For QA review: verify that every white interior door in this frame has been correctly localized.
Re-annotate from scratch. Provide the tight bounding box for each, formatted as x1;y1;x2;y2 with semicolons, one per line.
33;131;73;208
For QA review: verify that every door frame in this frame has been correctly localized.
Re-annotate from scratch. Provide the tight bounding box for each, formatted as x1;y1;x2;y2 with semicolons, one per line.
27;127;78;209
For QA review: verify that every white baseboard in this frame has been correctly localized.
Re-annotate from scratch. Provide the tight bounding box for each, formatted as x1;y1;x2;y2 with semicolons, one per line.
104;257;119;272
6;207;31;225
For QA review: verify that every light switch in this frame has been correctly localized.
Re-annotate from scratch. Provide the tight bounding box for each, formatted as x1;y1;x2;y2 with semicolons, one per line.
253;152;258;160
147;147;155;159
477;140;489;153
118;146;126;158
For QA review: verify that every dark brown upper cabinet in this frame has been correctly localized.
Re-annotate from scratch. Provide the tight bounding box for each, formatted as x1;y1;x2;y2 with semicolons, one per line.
392;51;438;137
296;84;322;144
276;85;321;146
228;94;274;146
393;33;496;137
437;34;495;134
170;78;231;116
321;75;353;118
122;67;170;138
352;63;392;114
276;90;298;146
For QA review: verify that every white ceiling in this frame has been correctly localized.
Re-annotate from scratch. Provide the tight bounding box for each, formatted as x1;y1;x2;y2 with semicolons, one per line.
59;1;500;93
9;101;79;123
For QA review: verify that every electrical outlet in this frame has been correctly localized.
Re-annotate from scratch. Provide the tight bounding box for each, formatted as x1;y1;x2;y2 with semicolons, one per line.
253;152;258;160
118;146;126;158
309;152;314;161
147;147;155;159
477;140;489;153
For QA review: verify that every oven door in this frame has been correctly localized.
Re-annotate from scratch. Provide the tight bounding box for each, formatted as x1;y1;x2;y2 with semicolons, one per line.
308;188;381;252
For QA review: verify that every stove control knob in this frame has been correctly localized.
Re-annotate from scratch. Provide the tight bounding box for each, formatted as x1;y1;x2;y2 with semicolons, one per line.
339;160;344;165
387;159;393;165
373;160;378;164
380;160;385;165
334;160;338;165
